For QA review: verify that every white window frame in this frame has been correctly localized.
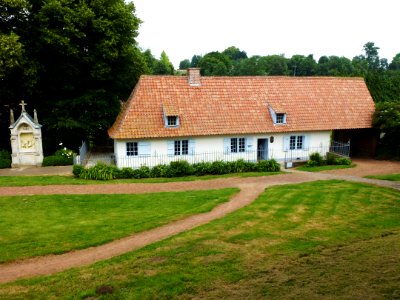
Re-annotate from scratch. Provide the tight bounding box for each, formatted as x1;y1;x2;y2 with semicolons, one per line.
276;113;285;124
174;139;189;155
126;142;138;156
230;137;246;153
289;135;304;150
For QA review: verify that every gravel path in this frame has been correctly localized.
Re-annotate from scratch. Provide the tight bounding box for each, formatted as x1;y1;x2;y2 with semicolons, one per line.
0;159;399;284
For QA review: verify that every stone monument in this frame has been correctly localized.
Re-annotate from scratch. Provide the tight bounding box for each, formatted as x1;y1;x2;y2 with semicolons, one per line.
9;100;44;167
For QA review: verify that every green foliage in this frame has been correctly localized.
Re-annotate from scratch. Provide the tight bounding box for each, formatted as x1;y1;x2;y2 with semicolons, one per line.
0;0;148;151
42;148;74;166
192;162;212;176
0;150;11;169
256;159;280;172
165;160;194;177
72;164;84;177
373;100;400;159
79;163;118;180
150;164;169;178
76;159;281;180
306;152;352;169
307;152;324;167
179;59;190;70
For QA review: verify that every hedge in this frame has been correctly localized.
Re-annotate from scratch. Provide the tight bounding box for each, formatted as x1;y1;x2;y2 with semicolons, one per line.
73;159;281;181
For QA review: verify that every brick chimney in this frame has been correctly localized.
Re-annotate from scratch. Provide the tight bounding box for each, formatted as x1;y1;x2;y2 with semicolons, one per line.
188;68;201;86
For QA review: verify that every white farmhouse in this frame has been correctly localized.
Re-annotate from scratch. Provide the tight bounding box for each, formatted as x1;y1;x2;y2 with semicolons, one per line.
108;69;376;169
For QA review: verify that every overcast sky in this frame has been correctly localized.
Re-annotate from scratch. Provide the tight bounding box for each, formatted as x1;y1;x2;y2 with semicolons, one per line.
133;0;399;68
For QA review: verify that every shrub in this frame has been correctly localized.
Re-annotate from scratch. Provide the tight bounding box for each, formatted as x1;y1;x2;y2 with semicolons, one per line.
0;150;11;169
326;153;337;165
257;159;280;172
119;167;135;179
192;162;211;176
133;166;151;179
166;160;194;177
42;148;74;166
335;157;352;165
307;152;324;167
150;164;169;178
79;163;118;180
42;155;72;166
72;165;84;177
208;160;230;175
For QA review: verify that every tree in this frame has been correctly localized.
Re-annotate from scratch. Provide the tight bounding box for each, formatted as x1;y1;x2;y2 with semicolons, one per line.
389;53;400;70
287;54;317;76
190;55;202;67
179;59;190;70
317;56;353;76
222;46;247;61
373;100;400;158
363;42;380;70
153;51;174;75
259;55;289;75
0;0;148;152
198;52;232;76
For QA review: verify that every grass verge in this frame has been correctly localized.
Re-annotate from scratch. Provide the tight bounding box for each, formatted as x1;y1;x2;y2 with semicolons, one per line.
365;173;400;181
0;172;283;187
1;181;399;299
296;164;355;172
0;188;238;263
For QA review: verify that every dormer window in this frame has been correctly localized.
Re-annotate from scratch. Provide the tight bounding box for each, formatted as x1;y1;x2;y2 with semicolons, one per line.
268;105;287;125
276;113;285;124
166;115;179;128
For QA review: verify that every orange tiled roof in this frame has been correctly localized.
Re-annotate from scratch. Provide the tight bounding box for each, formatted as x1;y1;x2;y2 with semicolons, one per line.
108;75;375;139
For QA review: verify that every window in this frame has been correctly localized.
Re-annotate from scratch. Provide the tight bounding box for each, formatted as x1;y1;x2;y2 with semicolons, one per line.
126;142;138;156
174;140;189;155
167;116;178;127
276;113;285;124
231;138;246;153
289;136;303;150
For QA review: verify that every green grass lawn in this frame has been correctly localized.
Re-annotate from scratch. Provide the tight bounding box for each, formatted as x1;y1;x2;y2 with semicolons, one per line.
0;189;238;263
296;164;355;172
365;173;400;181
0;172;282;187
1;180;399;299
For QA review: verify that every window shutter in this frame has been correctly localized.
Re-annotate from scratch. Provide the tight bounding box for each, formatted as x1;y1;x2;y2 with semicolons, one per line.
138;141;151;156
167;140;174;156
246;137;253;152
303;135;310;150
283;136;290;151
283;114;287;124
189;139;195;155
223;138;230;154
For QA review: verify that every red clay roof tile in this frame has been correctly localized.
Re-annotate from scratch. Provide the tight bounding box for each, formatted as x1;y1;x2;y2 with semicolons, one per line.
108;76;375;139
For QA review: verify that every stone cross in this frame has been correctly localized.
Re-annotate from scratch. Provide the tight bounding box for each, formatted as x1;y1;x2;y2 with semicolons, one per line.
19;100;27;112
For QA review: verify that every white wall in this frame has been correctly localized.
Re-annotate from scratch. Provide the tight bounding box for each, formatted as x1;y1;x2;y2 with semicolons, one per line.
114;131;331;168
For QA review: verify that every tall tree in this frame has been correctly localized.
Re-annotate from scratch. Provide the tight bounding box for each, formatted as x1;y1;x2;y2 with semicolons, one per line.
0;0;148;152
198;52;232;76
179;59;190;70
389;53;400;71
153;51;174;75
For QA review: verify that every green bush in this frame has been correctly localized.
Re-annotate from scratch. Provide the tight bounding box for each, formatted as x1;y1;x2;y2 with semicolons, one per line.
0;150;11;169
42;148;74;166
119;167;135;179
79;163;118;180
42;155;73;166
166;160;194;177
257;159;280;172
72;165;84;177
133;166;151;179
208;160;230;175
192;162;212;176
150;164;169;178
334;157;352;165
326;153;337;165
307;152;324;167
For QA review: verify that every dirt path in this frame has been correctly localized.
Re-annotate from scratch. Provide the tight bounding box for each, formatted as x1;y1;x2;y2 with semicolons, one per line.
0;160;399;284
